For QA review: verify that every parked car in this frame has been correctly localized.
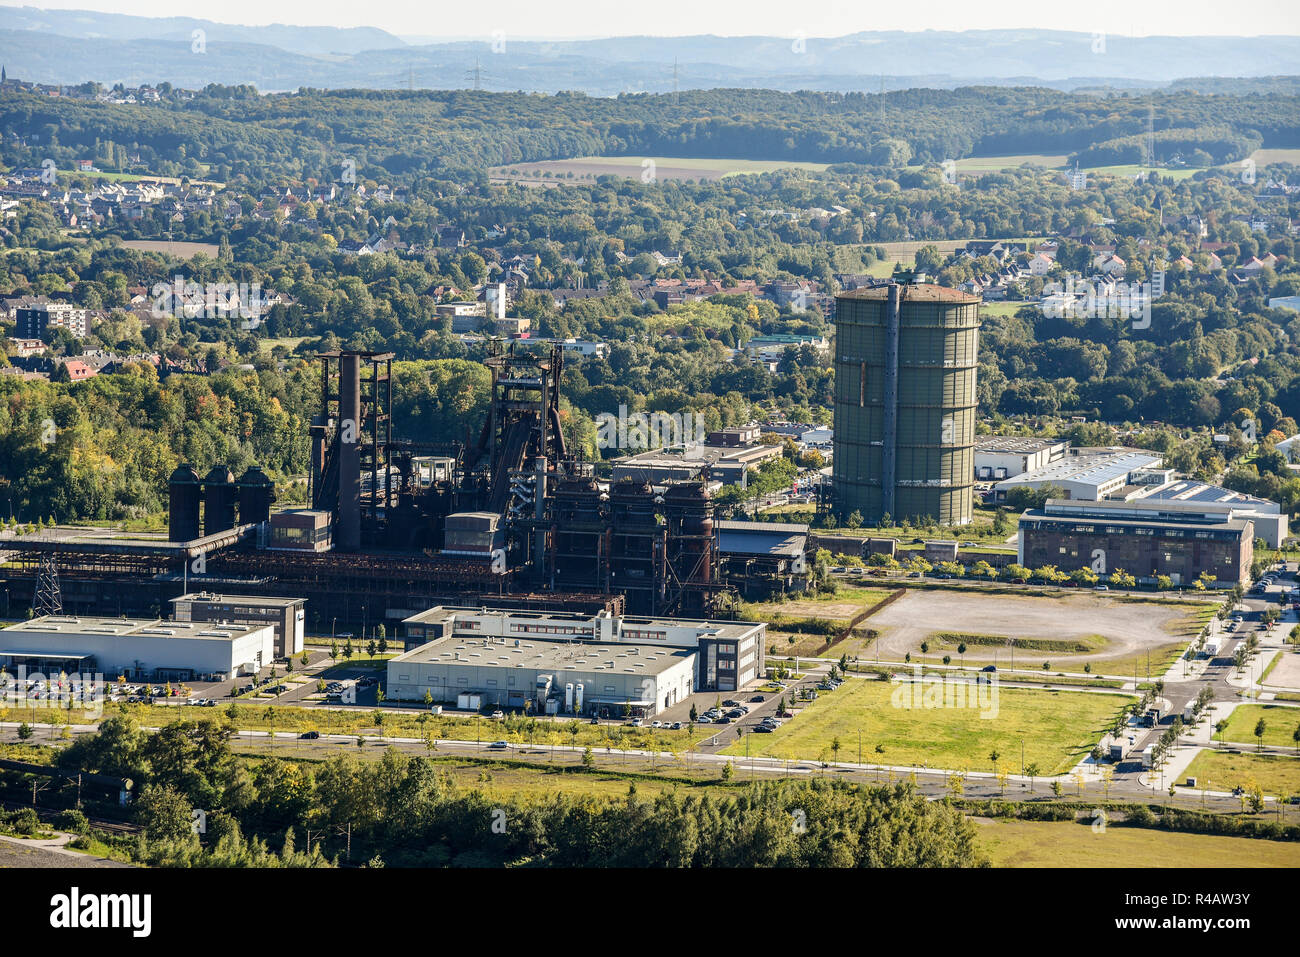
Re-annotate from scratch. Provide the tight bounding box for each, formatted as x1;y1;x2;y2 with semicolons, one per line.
697;716;714;724
715;716;732;724
490;710;505;720
670;721;683;730
650;720;662;728
753;725;773;733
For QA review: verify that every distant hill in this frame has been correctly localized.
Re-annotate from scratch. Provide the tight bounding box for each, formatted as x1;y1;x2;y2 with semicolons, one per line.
0;5;406;57
0;9;1296;93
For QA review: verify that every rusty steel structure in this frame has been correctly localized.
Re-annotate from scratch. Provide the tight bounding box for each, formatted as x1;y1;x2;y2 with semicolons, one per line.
0;343;735;631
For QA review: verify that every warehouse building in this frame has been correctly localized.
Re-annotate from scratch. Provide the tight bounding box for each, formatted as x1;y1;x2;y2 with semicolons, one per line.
386;635;697;718
399;606;766;697
715;520;809;598
1018;498;1254;587
0;616;275;681
170;592;306;658
974;437;1070;481
610;441;783;487
992;447;1163;502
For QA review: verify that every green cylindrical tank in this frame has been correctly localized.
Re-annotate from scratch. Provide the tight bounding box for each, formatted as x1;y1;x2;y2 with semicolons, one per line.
832;283;980;526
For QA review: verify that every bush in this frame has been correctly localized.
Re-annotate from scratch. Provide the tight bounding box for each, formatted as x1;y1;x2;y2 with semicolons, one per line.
55;809;90;835
8;808;42;835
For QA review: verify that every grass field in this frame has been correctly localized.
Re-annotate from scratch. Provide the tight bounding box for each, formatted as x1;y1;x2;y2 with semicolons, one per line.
489;155;830;183
743;586;897;657
1218;704;1300;749
979;300;1033;318
718;678;1130;774
0;699;697;753
1183;750;1300;798
975;817;1300;867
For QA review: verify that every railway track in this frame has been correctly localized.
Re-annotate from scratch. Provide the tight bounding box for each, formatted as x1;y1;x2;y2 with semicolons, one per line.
0;796;139;836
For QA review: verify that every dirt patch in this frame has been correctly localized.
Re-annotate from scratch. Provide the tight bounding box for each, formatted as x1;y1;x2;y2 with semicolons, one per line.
1263;650;1300;692
867;591;1194;667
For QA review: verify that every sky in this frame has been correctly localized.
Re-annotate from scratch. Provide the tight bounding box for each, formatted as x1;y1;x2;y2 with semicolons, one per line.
7;0;1299;40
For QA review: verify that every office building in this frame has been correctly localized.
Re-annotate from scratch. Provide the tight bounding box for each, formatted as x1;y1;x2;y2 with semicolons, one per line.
170;592;306;658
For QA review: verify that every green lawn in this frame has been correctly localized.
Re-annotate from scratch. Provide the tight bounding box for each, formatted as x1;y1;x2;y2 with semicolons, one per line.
719;678;1130;775
1219;704;1300;749
979;300;1034;318
1184;749;1300;798
975;817;1300;867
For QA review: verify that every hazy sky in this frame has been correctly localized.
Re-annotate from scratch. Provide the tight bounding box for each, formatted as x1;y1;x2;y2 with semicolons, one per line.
9;0;1299;39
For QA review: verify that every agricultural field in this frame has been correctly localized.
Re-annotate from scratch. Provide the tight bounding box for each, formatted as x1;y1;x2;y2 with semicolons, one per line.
1216;703;1300;749
1183;750;1300;798
489;155;830;184
954;153;1069;172
866;590;1209;678
975;817;1300;867
119;239;220;258
1083;164;1200;181
718;678;1130;775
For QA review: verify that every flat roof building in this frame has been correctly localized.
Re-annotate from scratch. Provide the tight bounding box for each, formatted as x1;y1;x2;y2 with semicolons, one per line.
992;447;1162;502
0;616;275;681
170;592;306;659
400;606;766;695
1133;480;1288;548
974;437;1070;481
610;442;782;488
387;634;697;718
1019;498;1254;587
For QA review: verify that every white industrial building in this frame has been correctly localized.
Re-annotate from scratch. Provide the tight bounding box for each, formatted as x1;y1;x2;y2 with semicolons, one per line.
395;606;767;710
387;635;698;718
0;616;275;681
974;437;1070;481
992;447;1163;501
